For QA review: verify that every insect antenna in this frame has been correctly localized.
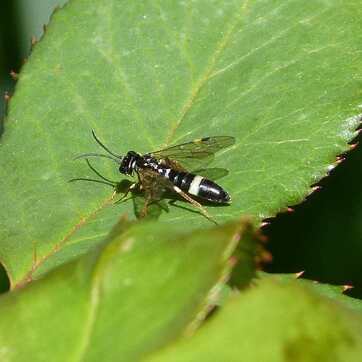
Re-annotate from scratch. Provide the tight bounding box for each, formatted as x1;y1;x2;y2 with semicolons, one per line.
69;159;117;187
68;177;115;188
74;130;123;164
91;129;120;158
85;158;117;184
73;152;122;164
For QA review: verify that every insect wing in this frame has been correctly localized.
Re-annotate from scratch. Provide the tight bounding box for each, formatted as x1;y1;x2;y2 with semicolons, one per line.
152;136;235;157
193;167;229;181
137;167;172;200
150;136;235;171
161;152;215;172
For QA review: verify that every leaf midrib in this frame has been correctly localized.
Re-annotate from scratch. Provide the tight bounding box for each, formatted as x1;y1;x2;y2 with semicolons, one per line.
164;2;249;146
14;2;249;287
13;193;116;289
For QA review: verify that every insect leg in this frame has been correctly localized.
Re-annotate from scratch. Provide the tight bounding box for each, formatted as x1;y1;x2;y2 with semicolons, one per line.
136;169;166;218
139;193;153;218
139;181;163;217
135;172;144;191
85;158;118;185
114;182;138;204
172;186;217;224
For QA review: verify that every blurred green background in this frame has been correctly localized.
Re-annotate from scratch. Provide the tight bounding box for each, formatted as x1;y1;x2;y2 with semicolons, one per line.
0;0;361;297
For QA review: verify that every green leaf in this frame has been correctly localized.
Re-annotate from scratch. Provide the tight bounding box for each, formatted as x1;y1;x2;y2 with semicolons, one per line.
147;278;362;362
1;0;361;285
266;142;362;286
260;272;362;314
0;220;256;361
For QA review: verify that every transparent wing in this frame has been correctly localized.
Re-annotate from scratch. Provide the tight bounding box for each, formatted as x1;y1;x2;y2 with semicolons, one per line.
138;168;172;200
150;136;235;171
193;168;229;181
163;153;215;172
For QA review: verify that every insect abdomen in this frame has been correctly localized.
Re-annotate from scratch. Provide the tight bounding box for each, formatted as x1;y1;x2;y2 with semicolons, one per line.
167;169;230;204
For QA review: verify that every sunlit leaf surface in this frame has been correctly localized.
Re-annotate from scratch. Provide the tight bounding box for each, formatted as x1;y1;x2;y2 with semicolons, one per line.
0;0;361;285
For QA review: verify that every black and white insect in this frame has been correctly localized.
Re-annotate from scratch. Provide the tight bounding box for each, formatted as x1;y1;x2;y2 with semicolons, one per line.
75;131;235;221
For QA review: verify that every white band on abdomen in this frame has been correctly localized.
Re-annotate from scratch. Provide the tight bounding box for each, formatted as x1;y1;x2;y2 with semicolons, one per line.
188;175;204;196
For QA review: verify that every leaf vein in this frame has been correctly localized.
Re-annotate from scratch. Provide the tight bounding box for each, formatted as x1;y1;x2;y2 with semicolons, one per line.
164;1;251;146
13;193;115;289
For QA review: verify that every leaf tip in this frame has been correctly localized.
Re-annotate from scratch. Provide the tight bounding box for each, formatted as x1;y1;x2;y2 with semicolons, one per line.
4;92;11;102
31;35;38;47
335;156;345;164
295;270;305;279
327;163;337;173
260;221;270;229
311;185;322;192
349;142;358;150
9;70;18;80
342;284;354;293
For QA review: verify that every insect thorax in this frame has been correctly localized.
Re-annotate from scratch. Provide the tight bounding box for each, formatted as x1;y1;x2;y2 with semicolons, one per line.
119;152;162;175
119;151;140;175
142;154;163;171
